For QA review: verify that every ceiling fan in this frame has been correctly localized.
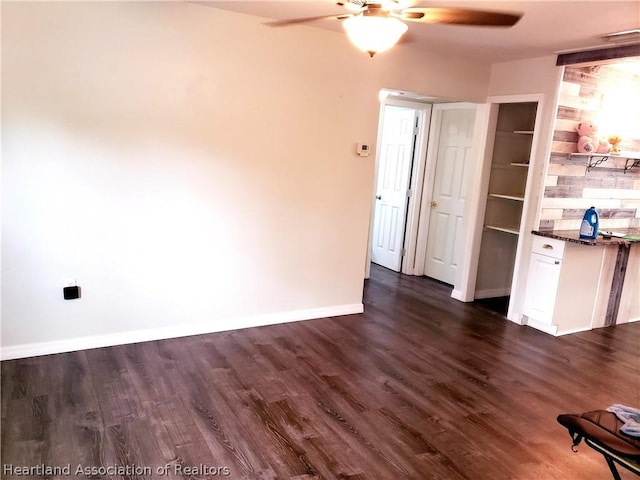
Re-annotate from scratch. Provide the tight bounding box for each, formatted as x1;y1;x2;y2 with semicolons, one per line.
266;0;523;57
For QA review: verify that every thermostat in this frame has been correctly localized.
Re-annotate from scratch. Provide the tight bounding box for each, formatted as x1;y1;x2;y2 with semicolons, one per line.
356;143;370;157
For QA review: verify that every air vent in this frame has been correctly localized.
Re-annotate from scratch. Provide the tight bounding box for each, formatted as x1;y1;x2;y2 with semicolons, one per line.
599;29;640;45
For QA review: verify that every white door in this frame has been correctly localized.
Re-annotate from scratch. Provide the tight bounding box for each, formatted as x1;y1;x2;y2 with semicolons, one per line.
371;105;419;271
424;108;476;284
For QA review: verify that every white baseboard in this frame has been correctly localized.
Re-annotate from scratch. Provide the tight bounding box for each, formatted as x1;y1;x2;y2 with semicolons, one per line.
523;316;558;336
450;289;475;302
0;303;364;361
556;325;592;336
507;312;524;325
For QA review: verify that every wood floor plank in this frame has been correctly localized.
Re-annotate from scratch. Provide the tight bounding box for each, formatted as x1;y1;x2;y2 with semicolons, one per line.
2;263;639;479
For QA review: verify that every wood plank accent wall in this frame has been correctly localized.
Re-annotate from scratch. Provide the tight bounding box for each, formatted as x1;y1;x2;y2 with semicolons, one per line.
540;64;640;231
556;44;640;65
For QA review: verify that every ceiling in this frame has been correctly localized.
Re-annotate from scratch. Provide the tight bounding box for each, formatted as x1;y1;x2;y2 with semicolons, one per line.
195;1;640;63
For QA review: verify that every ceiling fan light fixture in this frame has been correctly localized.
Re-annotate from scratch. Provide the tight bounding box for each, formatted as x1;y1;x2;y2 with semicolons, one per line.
343;15;408;57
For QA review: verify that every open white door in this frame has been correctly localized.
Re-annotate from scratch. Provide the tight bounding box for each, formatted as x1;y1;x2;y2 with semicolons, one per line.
371;105;419;272
423;107;476;284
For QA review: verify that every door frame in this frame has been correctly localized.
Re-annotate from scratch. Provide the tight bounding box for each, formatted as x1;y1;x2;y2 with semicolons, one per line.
365;97;432;278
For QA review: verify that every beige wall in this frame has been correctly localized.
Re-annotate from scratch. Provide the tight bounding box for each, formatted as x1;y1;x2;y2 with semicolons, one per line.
1;2;490;357
488;56;561;98
488;56;563;173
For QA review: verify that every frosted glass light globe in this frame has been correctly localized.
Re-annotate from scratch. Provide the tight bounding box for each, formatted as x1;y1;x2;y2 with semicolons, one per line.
343;15;408;57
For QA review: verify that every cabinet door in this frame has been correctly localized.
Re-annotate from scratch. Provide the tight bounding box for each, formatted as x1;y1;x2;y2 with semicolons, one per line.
523;253;561;324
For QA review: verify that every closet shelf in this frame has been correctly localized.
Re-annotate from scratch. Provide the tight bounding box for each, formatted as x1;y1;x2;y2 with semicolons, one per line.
496;130;535;138
485;224;520;235
488;193;525;202
491;162;529;170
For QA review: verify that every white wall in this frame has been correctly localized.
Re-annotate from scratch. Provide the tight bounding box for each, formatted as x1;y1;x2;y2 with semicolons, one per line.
1;2;490;358
488;56;561;98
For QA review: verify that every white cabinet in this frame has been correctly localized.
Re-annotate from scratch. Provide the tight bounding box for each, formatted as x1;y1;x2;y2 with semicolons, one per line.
523;237;563;327
523;253;562;323
523;235;604;335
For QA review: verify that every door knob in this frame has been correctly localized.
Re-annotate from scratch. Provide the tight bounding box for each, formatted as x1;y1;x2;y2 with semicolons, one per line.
429;200;438;207
376;195;382;200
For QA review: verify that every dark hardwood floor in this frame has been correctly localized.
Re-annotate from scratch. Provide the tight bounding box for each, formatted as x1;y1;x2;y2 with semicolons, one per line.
2;264;639;479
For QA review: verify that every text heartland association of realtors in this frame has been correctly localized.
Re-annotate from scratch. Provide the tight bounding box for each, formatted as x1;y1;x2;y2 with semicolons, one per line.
2;463;232;476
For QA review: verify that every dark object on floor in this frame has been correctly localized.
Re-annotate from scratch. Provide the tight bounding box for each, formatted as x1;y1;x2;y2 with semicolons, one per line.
474;296;509;316
557;410;640;480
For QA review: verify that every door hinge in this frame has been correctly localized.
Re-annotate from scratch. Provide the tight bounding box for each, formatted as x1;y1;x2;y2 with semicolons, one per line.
401;248;406;256
407;189;412;198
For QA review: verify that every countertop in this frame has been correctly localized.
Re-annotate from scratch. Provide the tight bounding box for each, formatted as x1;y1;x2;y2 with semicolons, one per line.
532;229;640;246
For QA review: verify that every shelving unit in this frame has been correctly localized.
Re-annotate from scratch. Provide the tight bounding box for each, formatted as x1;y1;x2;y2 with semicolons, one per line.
475;101;538;299
484;106;535;234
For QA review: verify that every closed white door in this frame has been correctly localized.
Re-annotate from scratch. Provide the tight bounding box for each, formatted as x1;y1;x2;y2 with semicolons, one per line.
424;108;475;284
371;105;418;271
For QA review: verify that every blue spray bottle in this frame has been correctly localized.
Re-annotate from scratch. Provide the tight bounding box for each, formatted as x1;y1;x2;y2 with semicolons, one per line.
579;206;599;240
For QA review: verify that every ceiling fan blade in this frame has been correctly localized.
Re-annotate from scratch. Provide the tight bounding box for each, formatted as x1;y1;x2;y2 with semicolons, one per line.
264;14;351;27
400;7;522;27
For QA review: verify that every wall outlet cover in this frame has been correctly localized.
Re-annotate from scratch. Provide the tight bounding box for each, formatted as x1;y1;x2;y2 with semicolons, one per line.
356;143;370;157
